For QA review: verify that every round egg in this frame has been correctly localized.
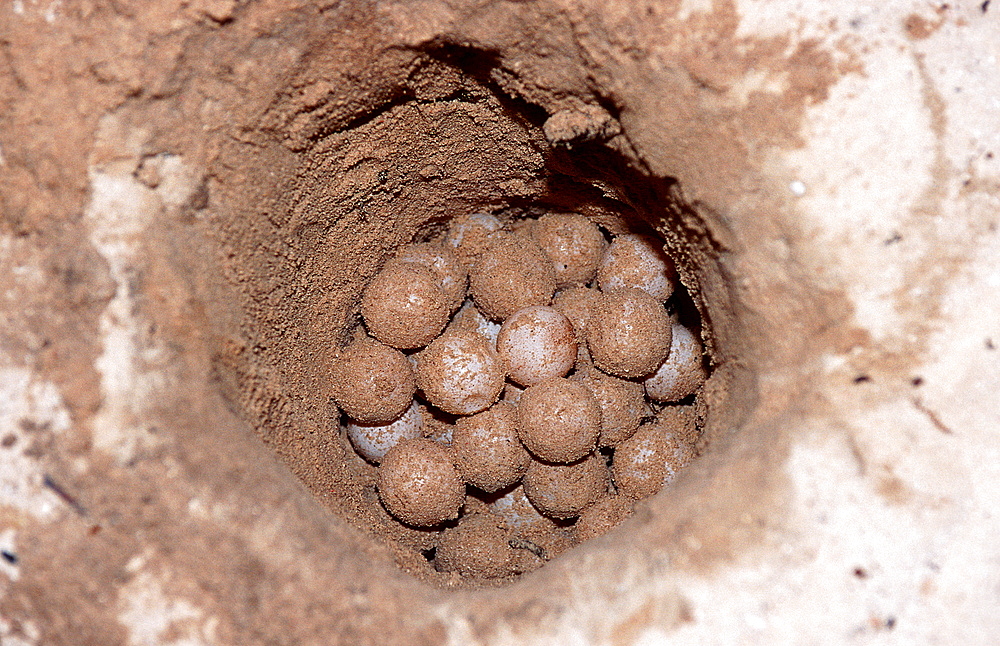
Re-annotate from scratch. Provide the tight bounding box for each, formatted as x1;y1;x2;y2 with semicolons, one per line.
377;438;466;527
452;402;530;493
517;377;601;463
611;407;698;500
415;329;506;415
469;233;557;321
396;240;468;313
345;399;423;464
496;306;577;387
445;212;503;269
435;512;514;579
531;212;606;288
522;453;609;520
552;286;600;342
587;287;672;378
597;233;678;302
552;286;601;367
448;299;501;346
575;493;635;542
571;366;646;447
508;525;576;574
644;321;708;402
487;485;576;571
328;336;415;423
361;258;450;349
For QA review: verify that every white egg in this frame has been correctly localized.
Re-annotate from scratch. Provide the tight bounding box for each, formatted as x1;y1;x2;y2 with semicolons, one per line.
346;399;423;464
644;322;707;402
496;306;577;386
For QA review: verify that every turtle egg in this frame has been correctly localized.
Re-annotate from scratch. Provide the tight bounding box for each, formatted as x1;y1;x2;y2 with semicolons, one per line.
469;232;556;321
328;336;415;423
587;287;672;379
377;438;466;527
361;258;450;350
496;306;577;387
575;493;635;542
571;366;645;448
597;233;677;302
448;299;501;346
522;453;609;520
415;329;506;415
531;212;606;288
644;321;708;402
452;402;530;493
346;399;423;464
488;485;577;570
611;407;698;500
445;212;503;269
396;241;468;313
517;377;601;463
435;512;514;579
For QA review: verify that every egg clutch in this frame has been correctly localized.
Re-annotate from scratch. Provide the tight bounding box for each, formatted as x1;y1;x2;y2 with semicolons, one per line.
327;211;707;581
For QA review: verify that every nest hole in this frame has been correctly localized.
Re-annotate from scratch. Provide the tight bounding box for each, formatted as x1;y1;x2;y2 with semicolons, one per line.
207;44;751;589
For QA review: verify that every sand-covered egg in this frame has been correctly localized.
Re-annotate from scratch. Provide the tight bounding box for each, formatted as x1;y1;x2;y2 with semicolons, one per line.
496;306;577;387
531;212;606;288
611;407;698;500
361;258;450;349
597;233;677;302
575;493;635;542
435;512;514;579
328;336;416;423
587;287;671;378
377;438;466;527
452;402;530;493
448;299;501;346
415;329;505;415
552;287;599;341
518;377;601;463
644;321;707;402
396;241;468;313
445;212;503;269
523;453;609;520
487;485;577;570
552;286;600;366
469;232;557;321
571;366;646;448
346;399;423;463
